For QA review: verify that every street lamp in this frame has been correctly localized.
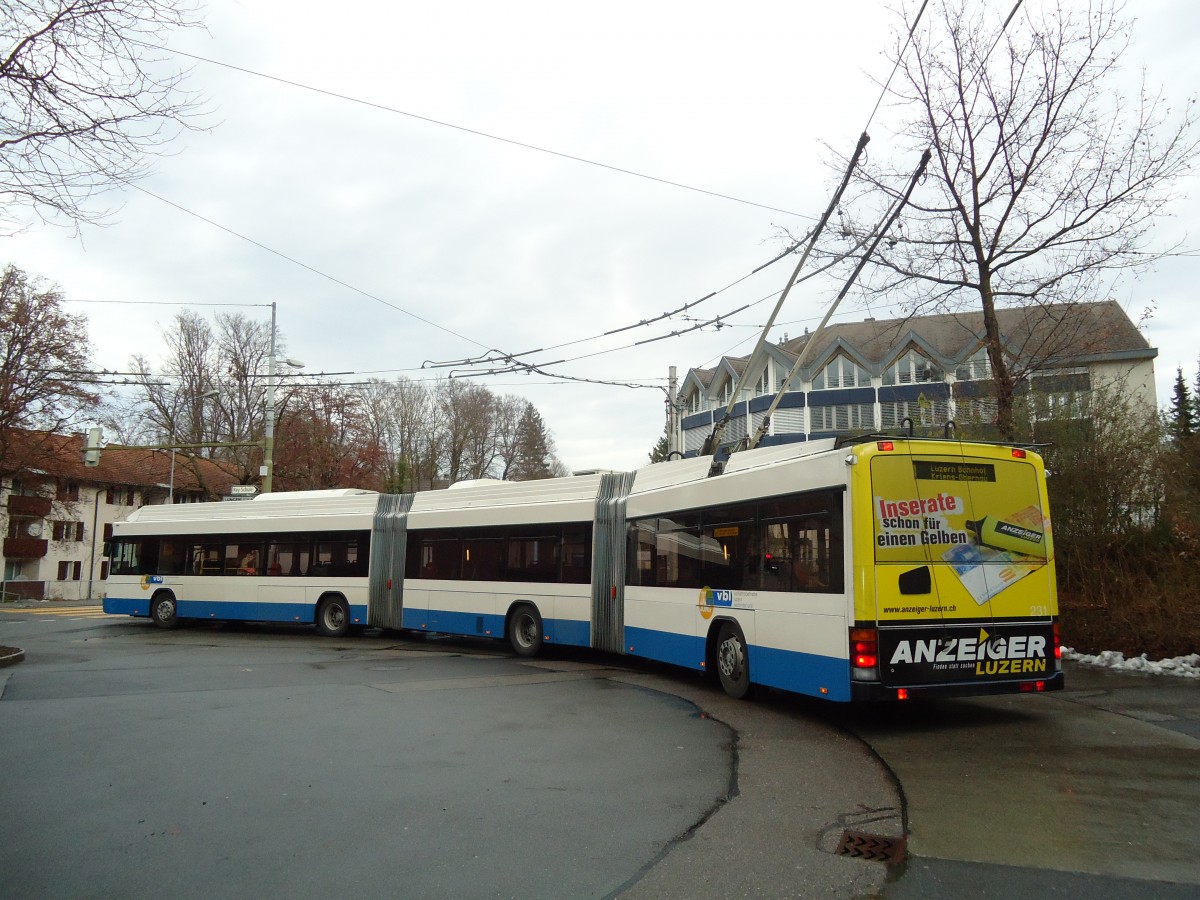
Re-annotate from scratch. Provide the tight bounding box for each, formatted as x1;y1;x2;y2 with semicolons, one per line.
169;389;219;504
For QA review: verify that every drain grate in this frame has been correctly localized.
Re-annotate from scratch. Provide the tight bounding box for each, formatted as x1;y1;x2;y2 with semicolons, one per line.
836;831;906;864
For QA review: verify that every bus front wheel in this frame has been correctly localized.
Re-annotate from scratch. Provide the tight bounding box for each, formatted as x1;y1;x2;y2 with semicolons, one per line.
316;596;351;638
150;591;181;629
508;604;543;658
716;622;751;699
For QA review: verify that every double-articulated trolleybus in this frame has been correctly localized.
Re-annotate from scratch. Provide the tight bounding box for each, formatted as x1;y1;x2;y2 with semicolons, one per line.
105;436;1062;702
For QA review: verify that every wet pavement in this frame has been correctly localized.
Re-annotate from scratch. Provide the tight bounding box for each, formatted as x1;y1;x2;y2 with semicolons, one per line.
835;662;1200;897
3;603;1198;897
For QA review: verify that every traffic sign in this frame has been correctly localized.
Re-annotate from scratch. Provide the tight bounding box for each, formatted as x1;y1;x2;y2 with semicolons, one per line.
230;485;258;496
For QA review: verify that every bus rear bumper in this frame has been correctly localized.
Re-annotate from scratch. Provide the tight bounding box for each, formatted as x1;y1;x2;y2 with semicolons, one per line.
850;671;1064;702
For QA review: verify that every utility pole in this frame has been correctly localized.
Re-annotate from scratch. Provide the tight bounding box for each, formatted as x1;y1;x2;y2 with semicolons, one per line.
262;302;278;494
667;366;680;457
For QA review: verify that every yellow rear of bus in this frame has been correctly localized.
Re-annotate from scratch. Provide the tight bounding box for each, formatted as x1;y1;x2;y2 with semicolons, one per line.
846;439;1061;700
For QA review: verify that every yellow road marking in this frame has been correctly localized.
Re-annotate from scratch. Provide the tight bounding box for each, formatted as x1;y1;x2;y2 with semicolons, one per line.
0;606;109;616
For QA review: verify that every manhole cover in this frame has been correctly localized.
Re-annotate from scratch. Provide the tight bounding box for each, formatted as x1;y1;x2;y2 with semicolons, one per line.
836;831;906;864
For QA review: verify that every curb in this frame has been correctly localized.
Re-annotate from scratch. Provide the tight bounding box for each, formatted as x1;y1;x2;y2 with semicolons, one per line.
0;646;26;668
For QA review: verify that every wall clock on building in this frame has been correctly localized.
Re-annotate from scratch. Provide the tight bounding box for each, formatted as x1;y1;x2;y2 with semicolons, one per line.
25;521;42;538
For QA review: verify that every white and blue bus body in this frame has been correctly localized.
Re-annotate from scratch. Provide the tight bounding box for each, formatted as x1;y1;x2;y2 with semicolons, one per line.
105;437;1062;702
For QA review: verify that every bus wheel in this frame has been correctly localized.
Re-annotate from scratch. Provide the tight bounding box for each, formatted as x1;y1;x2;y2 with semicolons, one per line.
150;591;181;629
508;604;543;658
316;596;351;638
716;622;751;699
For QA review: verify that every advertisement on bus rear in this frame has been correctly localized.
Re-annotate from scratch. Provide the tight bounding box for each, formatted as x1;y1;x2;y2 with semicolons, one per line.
867;449;1054;623
877;621;1055;686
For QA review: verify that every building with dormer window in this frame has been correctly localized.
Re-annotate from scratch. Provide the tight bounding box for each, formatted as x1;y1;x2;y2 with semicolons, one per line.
678;301;1156;455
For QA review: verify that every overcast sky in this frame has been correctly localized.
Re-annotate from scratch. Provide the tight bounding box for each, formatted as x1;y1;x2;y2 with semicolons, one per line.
6;0;1199;472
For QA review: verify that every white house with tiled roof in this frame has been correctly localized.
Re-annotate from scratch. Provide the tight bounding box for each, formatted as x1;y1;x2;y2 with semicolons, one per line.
679;301;1157;455
1;430;237;602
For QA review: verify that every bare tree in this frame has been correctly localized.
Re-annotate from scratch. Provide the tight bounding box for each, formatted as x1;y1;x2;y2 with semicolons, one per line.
1;0;204;232
437;380;497;483
120;309;278;488
274;384;391;491
491;394;526;480
211;311;271;478
829;0;1197;437
0;263;98;475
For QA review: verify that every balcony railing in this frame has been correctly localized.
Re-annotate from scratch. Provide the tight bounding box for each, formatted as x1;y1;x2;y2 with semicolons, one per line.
3;537;49;559
7;495;52;517
0;581;46;601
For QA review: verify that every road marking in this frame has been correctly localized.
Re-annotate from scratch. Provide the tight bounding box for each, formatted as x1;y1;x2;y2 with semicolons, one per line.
0;606;109;618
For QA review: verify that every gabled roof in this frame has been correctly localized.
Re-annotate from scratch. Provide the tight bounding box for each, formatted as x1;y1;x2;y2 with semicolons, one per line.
2;429;239;496
776;301;1150;369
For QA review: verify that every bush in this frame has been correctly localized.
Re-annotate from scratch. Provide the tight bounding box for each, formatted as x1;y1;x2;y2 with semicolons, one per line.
1040;385;1200;656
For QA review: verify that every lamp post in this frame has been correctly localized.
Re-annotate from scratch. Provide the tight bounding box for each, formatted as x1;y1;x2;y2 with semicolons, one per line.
169;389;219;503
261;302;304;494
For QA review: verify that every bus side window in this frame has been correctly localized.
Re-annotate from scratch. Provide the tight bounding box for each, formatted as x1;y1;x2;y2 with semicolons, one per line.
110;539;140;576
562;526;591;584
627;520;657;587
159;540;185;575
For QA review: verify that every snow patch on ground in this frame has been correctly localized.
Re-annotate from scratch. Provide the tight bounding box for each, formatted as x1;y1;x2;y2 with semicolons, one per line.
1063;648;1200;679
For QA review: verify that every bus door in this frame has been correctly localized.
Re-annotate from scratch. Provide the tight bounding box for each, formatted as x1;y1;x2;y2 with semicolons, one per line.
869;444;1056;688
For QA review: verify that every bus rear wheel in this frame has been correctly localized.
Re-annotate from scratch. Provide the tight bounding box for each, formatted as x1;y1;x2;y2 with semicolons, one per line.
150;591;180;629
716;622;751;699
316;596;351;638
508;604;543;658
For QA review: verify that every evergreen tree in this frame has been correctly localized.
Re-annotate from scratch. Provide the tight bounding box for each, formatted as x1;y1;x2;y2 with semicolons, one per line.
1194;359;1200;424
1167;367;1197;443
648;423;669;463
510;403;555;481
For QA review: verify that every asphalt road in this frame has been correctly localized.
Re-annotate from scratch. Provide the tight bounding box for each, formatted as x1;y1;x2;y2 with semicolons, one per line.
4;604;1198;899
0;607;900;899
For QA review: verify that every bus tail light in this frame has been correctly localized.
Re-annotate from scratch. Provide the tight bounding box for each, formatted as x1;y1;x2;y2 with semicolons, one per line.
1052;622;1062;670
1012;448;1027;459
850;627;879;681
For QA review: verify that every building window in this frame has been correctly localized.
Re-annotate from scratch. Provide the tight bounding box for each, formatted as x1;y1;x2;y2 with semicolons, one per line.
1030;390;1091;422
883;349;943;386
812;355;870;389
811;403;874;433
881;398;951;429
955;397;999;427
52;521;84;542
56;561;82;581
755;367;774;395
955;347;991;381
56;481;80;502
685;390;703;414
100;561;109;580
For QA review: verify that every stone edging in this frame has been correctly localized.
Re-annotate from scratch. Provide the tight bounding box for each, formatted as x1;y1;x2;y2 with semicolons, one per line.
0;646;25;668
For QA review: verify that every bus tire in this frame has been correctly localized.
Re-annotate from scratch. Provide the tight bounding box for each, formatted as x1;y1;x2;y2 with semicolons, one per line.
715;622;752;699
508;604;543;658
316;595;351;638
150;591;181;629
